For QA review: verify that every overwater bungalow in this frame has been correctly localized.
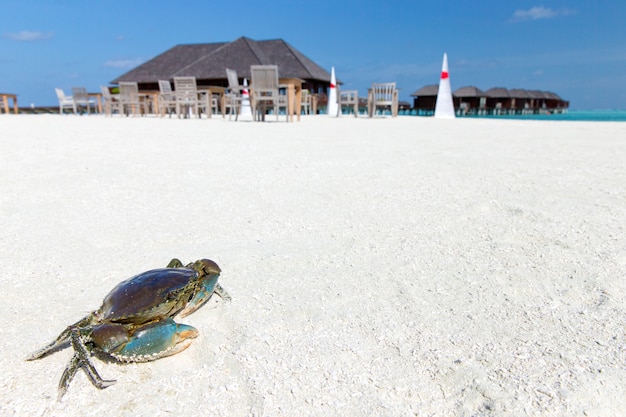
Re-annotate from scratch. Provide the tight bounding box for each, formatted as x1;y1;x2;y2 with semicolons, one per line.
485;87;511;114
527;90;547;112
410;84;569;116
410;84;438;115
453;86;487;115
509;89;532;114
543;91;569;112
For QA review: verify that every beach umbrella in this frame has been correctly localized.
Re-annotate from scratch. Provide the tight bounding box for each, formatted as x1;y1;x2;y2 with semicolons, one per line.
240;78;252;116
434;53;455;118
328;66;338;117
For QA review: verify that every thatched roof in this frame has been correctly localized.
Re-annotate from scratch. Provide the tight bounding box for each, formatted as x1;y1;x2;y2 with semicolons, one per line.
112;36;331;84
527;90;548;99
542;91;562;100
508;89;530;99
486;87;510;98
410;84;438;97
454;86;486;97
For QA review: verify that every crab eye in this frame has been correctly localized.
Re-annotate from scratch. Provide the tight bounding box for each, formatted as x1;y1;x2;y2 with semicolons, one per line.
167;289;182;300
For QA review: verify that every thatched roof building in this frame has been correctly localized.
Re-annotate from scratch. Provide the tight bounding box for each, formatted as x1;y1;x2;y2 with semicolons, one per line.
410;84;568;115
410;84;439;113
485;87;511;111
454;86;487;114
508;89;531;111
112;36;332;93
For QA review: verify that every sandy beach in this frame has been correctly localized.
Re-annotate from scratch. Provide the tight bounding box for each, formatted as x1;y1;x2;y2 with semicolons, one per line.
1;114;624;416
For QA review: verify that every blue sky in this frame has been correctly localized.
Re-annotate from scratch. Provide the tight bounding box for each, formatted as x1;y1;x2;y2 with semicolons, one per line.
1;0;625;110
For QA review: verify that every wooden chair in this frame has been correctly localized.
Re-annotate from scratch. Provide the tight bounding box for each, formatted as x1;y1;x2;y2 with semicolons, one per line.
0;93;18;114
158;80;177;117
173;77;216;118
225;68;249;121
55;88;76;115
338;88;359;117
72;87;97;114
118;82;144;116
173;77;200;118
100;86;121;116
300;89;312;115
367;82;398;117
250;65;288;121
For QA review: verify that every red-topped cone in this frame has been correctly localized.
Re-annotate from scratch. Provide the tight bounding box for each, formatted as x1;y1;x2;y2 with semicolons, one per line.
240;78;251;116
328;66;338;117
434;53;455;118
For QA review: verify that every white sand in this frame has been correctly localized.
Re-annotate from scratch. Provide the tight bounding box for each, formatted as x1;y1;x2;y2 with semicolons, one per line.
1;114;625;416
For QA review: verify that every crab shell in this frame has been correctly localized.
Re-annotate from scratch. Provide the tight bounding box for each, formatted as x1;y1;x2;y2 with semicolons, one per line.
98;259;220;325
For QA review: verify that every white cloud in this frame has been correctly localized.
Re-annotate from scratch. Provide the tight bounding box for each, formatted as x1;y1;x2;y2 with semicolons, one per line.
3;30;53;41
512;6;576;21
103;58;143;69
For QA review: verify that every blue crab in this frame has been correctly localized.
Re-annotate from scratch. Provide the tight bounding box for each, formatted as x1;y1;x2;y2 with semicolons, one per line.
26;258;230;399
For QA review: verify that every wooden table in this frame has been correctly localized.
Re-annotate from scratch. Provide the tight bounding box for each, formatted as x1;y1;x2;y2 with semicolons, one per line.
139;90;160;115
88;93;103;114
279;78;303;122
0;93;18;114
198;86;226;118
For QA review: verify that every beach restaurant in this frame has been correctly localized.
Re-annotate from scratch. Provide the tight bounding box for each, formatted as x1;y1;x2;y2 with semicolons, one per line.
112;36;332;96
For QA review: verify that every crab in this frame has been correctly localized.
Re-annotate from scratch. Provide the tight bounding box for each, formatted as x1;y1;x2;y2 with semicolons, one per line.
26;258;230;400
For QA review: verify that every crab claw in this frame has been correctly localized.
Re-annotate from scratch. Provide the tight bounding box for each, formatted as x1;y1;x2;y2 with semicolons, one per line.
179;272;220;317
178;259;223;317
92;319;199;362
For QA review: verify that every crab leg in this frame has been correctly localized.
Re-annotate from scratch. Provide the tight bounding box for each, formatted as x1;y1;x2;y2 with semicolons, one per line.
56;353;92;401
26;327;72;361
167;258;184;268
57;327;116;400
57;353;80;400
26;315;93;361
214;283;232;301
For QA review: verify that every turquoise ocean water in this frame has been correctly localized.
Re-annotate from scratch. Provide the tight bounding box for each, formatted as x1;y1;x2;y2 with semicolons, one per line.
397;109;626;121
463;110;626;122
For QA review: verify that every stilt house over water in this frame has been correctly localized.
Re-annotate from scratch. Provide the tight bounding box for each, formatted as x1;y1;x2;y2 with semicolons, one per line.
411;85;569;116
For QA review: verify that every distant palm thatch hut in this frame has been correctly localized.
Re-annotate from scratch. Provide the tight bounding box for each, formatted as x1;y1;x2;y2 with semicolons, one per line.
525;91;566;113
526;90;547;112
409;84;438;115
453;86;487;115
543;91;569;112
485;87;511;114
508;89;532;114
112;36;332;94
409;83;569;116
